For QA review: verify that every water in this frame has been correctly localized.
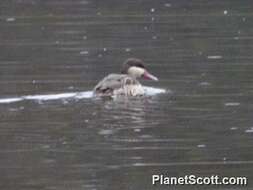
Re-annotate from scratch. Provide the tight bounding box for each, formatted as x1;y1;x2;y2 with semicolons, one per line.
1;0;253;189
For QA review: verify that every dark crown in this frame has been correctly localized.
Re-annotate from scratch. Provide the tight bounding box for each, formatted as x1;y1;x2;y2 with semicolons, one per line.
121;58;145;74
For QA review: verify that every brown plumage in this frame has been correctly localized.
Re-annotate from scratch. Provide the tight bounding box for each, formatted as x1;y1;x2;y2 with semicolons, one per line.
93;58;158;97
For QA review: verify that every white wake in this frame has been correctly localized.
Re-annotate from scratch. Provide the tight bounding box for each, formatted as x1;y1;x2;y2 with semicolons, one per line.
0;86;167;104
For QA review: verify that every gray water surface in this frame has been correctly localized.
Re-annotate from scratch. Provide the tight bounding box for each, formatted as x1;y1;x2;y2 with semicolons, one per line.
1;0;253;189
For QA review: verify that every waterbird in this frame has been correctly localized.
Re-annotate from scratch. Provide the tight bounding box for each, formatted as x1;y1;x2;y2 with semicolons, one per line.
93;58;158;97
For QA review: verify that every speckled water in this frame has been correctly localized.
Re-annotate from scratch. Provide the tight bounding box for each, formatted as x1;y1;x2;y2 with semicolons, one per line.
1;0;253;190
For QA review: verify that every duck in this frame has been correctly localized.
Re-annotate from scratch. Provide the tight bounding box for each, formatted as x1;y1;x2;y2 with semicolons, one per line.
93;58;158;97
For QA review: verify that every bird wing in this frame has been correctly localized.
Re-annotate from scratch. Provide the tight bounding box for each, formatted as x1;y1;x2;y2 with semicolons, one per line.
93;74;128;95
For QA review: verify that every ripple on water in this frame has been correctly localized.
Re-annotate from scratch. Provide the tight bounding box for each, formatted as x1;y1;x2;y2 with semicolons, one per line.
245;127;253;133
207;55;223;59
224;102;240;106
98;129;116;136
